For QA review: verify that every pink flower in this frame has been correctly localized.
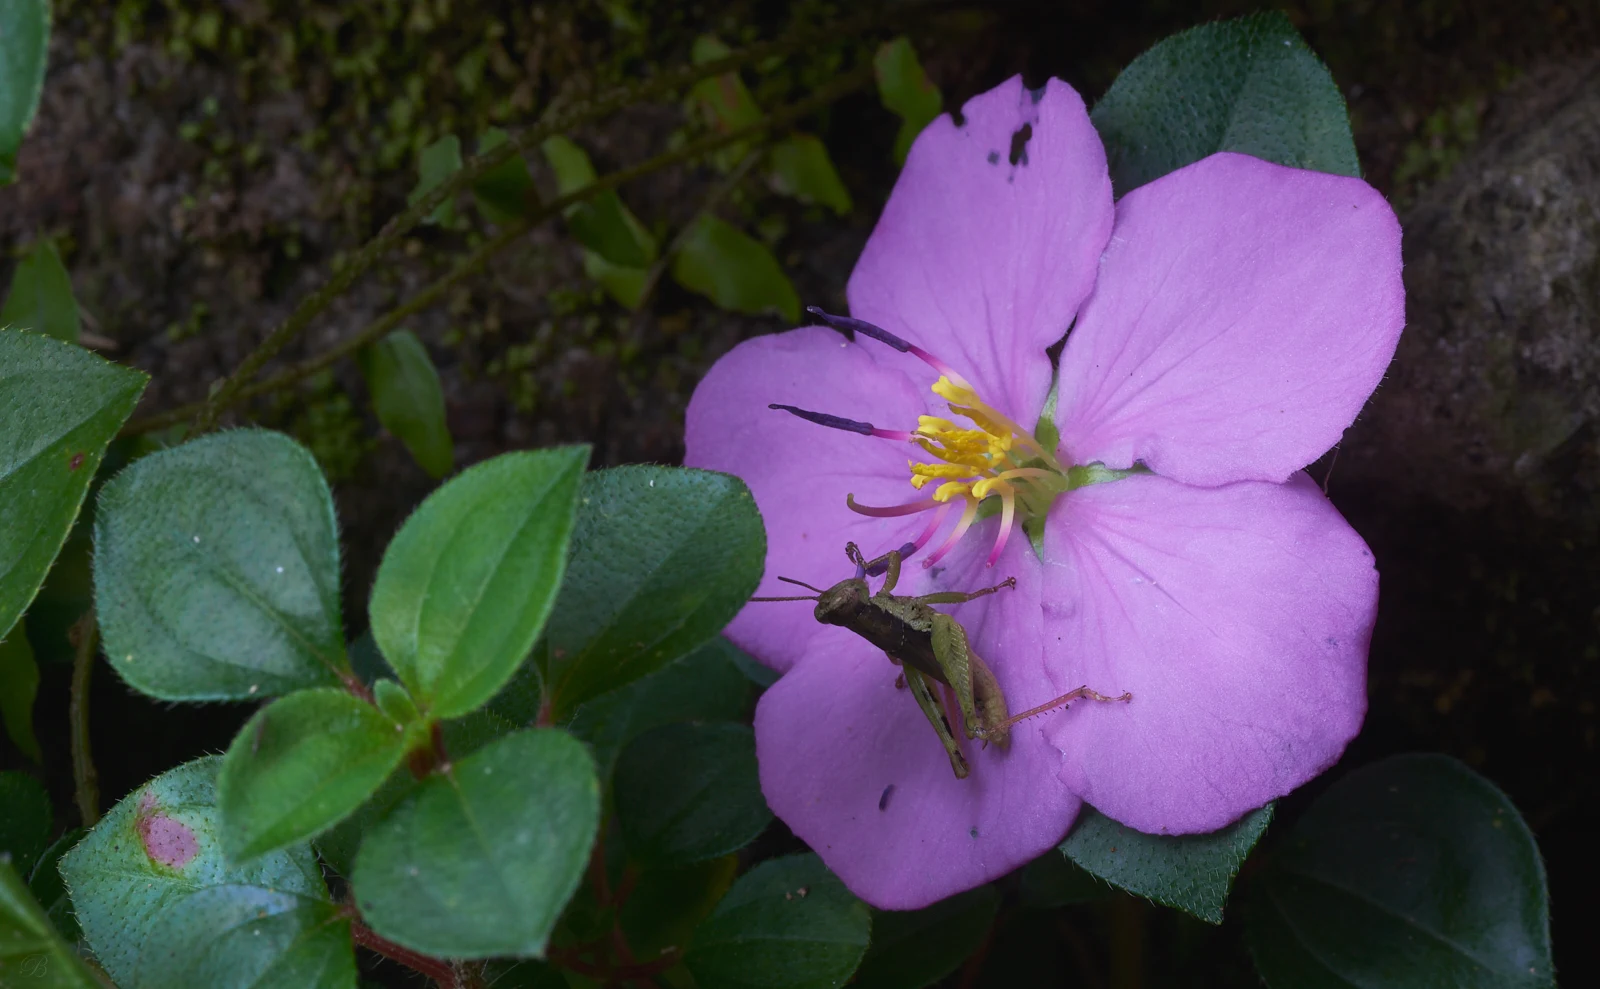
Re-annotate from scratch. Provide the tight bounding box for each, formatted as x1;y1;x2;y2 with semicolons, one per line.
685;77;1403;909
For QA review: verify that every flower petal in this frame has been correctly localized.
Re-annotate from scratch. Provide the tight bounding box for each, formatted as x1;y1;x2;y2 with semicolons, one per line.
1054;152;1404;485
1041;472;1374;833
755;536;1081;909
848;76;1114;418
684;326;931;673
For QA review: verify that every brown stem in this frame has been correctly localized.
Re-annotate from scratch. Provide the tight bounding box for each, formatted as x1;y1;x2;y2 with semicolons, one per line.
1109;894;1145;989
350;919;460;989
123;65;874;437
190;6;917;431
69;611;101;827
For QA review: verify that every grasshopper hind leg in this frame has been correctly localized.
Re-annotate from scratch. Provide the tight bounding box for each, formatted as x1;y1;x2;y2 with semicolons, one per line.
903;668;970;779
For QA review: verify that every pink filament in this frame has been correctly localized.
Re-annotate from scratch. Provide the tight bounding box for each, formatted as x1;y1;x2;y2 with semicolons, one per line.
847;494;940;518
912;502;953;551
985;491;1017;568
870;428;915;441
909;345;972;389
923;497;981;568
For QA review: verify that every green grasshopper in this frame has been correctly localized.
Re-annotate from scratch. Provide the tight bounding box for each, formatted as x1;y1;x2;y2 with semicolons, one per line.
754;542;1130;779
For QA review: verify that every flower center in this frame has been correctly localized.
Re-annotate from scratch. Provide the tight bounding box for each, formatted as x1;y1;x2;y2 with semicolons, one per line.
773;309;1074;569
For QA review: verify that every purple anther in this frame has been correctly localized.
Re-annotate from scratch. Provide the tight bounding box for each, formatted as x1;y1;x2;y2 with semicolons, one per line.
770;404;912;441
806;306;912;353
769;403;875;435
865;542;919;577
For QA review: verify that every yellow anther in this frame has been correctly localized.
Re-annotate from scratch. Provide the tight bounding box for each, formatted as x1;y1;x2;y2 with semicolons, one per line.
933;481;972;502
917;415;957;432
971;477;1015;500
932;376;979;405
909;461;973;480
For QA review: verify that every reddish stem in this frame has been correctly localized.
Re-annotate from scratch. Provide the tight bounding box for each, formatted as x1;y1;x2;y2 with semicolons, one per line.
350;919;459;988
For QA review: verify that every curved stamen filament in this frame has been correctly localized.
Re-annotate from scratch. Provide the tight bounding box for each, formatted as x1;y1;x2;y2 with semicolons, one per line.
986;490;1017;567
923;496;981;569
846;494;940;517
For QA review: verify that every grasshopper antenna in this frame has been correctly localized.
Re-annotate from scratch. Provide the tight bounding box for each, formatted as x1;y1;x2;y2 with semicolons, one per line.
750;575;827;602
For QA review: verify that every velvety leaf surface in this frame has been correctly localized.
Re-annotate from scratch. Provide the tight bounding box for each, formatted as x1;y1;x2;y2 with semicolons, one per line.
410;134;462;224
1090;11;1360;196
614;722;770;867
768;134;852;214
852;885;999;989
1246;754;1552;989
59;756;328;986
219;688;414;861
1;239;80;342
0;0;50;184
130;884;355;989
566;636;753;783
1061;803;1272;923
685;854;871;989
873;37;943;165
544;465;765;718
311;768;416;880
94;429;348;700
0;771;50;874
0;861;102;989
351;729;599;958
0;628;41;761
671;215;799;323
1;330;146;647
473;127;537;223
369;446;586;719
358;330;454;479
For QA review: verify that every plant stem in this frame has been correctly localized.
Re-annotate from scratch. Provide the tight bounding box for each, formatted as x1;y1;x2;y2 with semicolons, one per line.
69;611;101;827
192;6;914;431
123;65;874;436
350;918;460;989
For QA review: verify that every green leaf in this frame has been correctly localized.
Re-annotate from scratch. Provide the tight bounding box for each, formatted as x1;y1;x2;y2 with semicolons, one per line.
369;446;586;719
1061;803;1272;923
1;240;81;342
685;854;871;989
0;0;50;185
566;635;753;784
473;127;537;224
540;136;657;269
768;134;852;214
0;628;41;760
1;860;103;989
351;729;599;958
59;756;330;987
615;722;770;867
582;251;650;310
0;771;50;874
409;134;462;224
93;429;348;701
544;465;765;719
619;855;738;960
372;677;421;725
689;36;763;132
671;215;799;323
874;37;943;166
26;827;83;941
311;768;415;880
131;885;355;989
852;885;999;989
357;330;454;479
1090;11;1360;196
219;687;414;862
1;330;146;646
1245;754;1552;989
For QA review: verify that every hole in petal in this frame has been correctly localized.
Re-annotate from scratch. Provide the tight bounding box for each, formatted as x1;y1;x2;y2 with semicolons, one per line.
1008;123;1033;167
986;150;1000;165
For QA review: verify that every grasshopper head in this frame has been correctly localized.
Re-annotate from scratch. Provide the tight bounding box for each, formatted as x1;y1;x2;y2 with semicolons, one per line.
813;577;871;627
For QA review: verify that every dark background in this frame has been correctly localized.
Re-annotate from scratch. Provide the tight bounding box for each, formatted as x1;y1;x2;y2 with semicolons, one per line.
3;1;1596;984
